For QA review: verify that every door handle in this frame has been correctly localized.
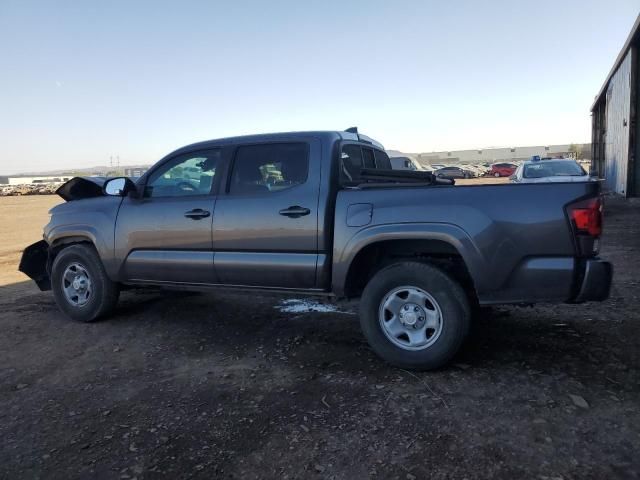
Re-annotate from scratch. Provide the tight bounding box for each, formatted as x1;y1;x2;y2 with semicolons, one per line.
184;208;211;220
279;206;311;218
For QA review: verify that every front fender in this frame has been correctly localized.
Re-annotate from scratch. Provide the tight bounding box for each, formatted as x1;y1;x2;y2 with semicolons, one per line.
332;222;490;297
46;224;119;280
44;196;122;280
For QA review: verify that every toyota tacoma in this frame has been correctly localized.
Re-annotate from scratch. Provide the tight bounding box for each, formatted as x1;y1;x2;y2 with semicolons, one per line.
19;129;613;369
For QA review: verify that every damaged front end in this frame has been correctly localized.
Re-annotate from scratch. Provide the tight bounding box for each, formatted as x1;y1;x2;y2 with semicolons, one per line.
55;176;107;201
18;177;113;291
19;240;51;291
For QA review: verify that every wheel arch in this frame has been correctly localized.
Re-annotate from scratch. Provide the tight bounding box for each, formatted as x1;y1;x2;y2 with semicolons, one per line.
334;224;486;301
47;233;102;279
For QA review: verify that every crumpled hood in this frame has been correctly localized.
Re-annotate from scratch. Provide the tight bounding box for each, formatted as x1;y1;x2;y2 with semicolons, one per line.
55;177;107;201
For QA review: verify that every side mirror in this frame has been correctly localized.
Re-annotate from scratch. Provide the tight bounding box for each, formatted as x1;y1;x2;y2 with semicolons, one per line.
104;177;136;196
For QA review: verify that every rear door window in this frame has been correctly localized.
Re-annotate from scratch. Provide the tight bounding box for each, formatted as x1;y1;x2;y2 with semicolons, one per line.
229;143;309;195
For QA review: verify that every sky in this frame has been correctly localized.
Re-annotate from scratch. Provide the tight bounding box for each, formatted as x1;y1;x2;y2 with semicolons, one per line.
0;0;638;175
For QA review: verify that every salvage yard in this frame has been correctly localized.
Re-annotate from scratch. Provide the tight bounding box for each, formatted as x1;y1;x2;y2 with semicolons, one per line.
1;194;639;479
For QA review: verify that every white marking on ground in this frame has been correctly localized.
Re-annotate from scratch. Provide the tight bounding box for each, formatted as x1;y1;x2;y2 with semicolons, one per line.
275;299;355;315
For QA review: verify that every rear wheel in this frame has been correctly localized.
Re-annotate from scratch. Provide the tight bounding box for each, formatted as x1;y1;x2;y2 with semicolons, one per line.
51;244;120;322
360;262;470;370
494;172;500;177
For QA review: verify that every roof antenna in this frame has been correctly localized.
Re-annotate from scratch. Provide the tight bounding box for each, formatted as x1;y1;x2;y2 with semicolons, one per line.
345;127;358;133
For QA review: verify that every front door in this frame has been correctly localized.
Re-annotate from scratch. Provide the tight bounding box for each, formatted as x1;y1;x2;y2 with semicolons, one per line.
213;140;320;288
115;149;221;284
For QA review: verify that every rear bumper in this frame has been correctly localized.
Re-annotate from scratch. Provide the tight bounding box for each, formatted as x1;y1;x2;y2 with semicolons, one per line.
573;258;613;303
478;256;612;305
18;240;51;291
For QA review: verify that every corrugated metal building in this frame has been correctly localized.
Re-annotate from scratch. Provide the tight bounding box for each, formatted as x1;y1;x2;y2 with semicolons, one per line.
591;14;640;197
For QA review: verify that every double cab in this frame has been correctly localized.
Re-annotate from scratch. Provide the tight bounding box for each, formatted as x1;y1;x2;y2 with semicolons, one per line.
20;129;613;369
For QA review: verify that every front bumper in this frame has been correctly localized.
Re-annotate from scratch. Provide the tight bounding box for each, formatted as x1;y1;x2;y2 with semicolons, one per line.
573;258;613;303
18;240;51;291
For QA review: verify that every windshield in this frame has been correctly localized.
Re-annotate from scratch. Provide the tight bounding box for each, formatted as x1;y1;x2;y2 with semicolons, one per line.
523;161;586;178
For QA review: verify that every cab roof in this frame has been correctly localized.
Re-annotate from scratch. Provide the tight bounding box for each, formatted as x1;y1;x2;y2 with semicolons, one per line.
169;129;384;157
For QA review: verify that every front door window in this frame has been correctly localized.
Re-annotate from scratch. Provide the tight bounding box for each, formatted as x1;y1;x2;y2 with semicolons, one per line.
144;150;220;198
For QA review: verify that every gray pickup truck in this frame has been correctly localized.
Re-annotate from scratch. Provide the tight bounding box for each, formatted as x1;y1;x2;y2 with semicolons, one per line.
20;129;612;369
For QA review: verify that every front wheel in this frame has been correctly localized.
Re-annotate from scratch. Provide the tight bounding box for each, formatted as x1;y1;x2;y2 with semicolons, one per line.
494;172;501;177
51;244;120;322
360;262;470;370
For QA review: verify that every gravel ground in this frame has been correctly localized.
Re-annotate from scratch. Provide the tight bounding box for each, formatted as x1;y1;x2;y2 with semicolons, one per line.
0;195;638;479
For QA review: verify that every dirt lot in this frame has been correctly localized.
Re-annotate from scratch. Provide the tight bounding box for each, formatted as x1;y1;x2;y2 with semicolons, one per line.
1;194;638;479
0;195;61;287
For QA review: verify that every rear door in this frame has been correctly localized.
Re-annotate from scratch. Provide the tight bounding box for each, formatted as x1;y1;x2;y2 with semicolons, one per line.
212;139;321;288
115;149;221;284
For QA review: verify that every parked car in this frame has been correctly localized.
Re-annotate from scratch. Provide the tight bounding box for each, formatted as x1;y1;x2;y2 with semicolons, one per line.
490;163;517;177
458;164;484;177
390;156;428;171
434;166;470;179
20;129;612;370
461;166;481;177
510;158;592;183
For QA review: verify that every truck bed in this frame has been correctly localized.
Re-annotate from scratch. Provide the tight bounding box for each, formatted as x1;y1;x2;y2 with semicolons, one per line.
332;181;601;304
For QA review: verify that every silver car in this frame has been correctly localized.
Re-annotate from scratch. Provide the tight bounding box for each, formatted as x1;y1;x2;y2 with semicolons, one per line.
510;158;593;183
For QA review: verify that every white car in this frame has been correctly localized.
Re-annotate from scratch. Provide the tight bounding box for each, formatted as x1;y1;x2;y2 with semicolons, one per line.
390;156;432;172
510;159;594;183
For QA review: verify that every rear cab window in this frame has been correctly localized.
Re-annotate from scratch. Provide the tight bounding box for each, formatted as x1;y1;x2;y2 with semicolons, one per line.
374;149;392;169
362;148;376;168
340;143;392;183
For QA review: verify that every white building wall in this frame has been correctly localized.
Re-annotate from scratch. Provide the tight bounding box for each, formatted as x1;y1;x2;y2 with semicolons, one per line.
6;176;72;185
416;144;578;166
604;48;632;195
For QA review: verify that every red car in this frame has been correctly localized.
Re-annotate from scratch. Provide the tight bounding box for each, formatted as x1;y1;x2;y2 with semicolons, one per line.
490;163;517;177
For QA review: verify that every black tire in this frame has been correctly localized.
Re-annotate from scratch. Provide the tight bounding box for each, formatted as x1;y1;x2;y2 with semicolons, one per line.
360;262;470;370
51;244;120;322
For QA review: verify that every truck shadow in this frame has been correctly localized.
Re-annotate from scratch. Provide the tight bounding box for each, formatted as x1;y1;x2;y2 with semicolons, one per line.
2;279;634;389
0;279;54;308
109;289;636;383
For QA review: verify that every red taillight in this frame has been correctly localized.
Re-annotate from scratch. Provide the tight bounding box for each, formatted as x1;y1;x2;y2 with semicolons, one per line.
569;197;602;237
